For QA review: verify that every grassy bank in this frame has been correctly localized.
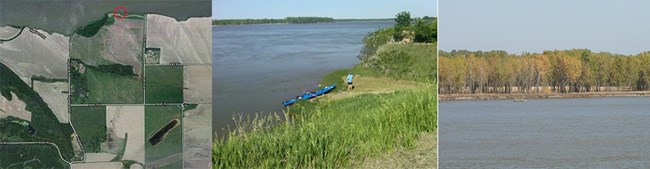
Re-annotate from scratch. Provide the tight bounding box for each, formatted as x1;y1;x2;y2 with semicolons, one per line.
321;43;436;93
360;131;437;169
213;87;435;168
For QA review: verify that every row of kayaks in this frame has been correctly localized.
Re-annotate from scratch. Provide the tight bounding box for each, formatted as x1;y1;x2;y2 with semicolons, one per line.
282;84;336;107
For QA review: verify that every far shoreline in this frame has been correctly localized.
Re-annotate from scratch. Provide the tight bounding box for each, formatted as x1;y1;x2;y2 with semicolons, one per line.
211;20;394;27
439;91;650;101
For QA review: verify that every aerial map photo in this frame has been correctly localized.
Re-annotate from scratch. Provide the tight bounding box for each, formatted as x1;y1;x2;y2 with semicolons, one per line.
0;1;211;168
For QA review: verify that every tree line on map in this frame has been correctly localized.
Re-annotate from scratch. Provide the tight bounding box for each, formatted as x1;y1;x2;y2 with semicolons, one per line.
439;49;650;94
75;13;114;37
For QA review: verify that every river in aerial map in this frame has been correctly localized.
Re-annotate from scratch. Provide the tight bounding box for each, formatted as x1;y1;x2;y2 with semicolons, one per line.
439;97;650;168
0;1;210;35
212;21;393;135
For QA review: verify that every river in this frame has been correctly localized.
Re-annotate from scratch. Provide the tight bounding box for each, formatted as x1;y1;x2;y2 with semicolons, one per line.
212;21;393;135
0;1;210;35
439;97;650;168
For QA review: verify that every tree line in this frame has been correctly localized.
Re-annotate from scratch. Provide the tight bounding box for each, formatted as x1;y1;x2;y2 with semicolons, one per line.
212;17;334;25
439;49;650;94
393;11;437;43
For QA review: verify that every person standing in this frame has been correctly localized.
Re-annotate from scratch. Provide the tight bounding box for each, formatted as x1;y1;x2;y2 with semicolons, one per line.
347;72;354;90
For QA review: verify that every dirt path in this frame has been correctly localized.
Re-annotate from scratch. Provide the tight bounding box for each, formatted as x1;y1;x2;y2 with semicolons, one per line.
358;131;437;169
320;75;425;101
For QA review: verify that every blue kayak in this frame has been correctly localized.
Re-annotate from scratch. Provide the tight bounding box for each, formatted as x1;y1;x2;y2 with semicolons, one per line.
282;99;297;107
313;84;336;96
282;84;336;106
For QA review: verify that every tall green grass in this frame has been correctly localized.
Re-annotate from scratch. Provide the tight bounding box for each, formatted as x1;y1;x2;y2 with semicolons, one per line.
212;87;436;168
364;43;436;83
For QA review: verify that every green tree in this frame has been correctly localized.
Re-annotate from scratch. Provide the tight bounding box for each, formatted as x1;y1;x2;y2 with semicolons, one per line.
395;11;411;28
393;11;411;41
413;19;437;43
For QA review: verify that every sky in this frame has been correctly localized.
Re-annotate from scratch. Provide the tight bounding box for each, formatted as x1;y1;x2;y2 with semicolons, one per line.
440;0;650;55
213;0;436;19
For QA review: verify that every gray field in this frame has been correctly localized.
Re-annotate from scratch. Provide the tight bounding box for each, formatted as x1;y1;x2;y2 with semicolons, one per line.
146;15;211;65
182;104;212;168
0;26;69;84
183;66;212;103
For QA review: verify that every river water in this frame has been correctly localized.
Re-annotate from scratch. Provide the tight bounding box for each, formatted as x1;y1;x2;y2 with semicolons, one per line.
439;97;650;168
212;21;393;135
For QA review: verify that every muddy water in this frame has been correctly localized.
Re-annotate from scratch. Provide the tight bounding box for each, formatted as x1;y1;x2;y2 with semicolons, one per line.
212;21;393;136
439;97;650;168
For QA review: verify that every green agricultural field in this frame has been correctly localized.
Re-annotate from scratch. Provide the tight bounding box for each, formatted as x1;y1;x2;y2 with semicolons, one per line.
71;16;123;66
69;13;145;105
77;65;144;104
0;144;70;169
145;66;184;103
70;106;107;153
69;36;110;66
145;106;183;168
70;15;145;104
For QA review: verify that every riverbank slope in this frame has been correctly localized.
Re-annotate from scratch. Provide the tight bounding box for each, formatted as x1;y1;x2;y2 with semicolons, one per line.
212;45;436;168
